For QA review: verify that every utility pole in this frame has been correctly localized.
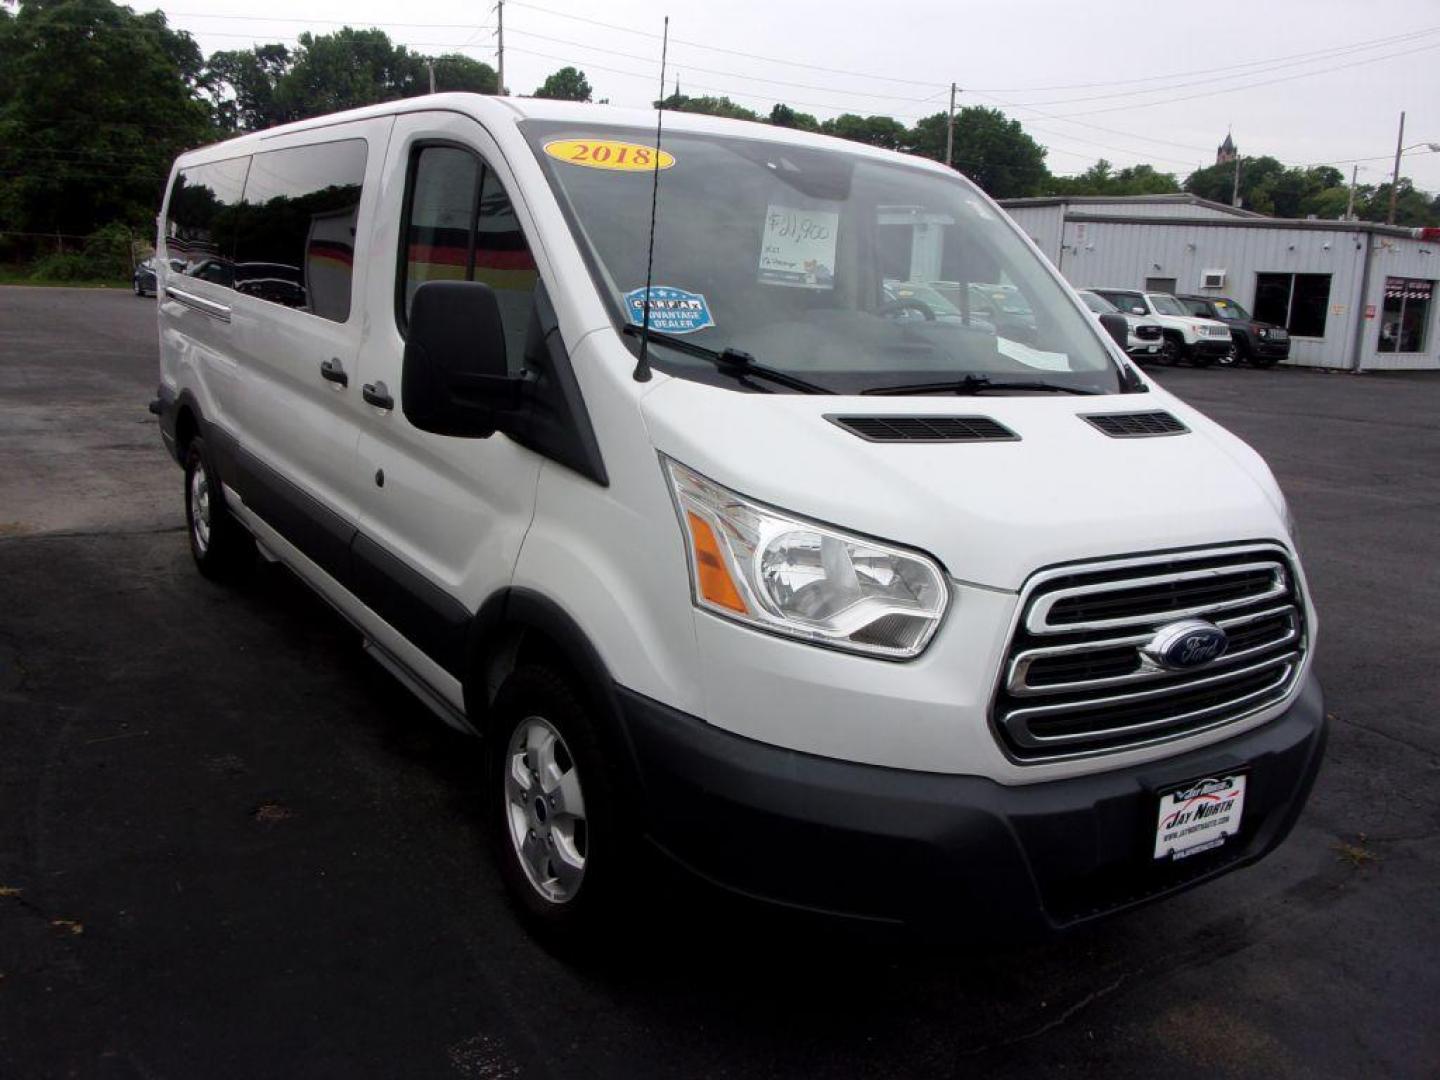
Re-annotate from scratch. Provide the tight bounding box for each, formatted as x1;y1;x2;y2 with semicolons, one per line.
1231;154;1242;208
1387;110;1406;225
945;82;957;168
497;0;506;95
427;60;436;94
1345;164;1359;221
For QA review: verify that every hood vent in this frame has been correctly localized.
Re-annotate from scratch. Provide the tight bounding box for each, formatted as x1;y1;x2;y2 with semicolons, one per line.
1082;411;1189;438
828;415;1019;443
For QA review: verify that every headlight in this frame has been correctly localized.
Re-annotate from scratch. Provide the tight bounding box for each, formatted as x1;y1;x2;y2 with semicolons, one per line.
664;458;949;658
1280;493;1301;549
1257;327;1270;339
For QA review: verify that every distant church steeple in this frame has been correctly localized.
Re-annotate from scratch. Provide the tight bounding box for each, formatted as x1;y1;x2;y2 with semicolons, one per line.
1216;130;1238;166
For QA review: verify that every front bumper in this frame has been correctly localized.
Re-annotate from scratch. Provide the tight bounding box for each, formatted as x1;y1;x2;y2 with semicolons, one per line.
1191;338;1234;358
1252;339;1291;360
619;674;1326;936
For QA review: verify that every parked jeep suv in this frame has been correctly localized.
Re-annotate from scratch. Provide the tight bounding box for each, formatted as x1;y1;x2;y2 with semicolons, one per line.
1178;295;1290;368
1091;289;1234;366
1076;289;1164;361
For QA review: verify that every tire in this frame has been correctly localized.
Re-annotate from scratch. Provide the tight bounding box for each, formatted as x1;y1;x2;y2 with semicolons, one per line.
1160;335;1184;365
489;664;628;944
183;436;254;581
1217;342;1239;367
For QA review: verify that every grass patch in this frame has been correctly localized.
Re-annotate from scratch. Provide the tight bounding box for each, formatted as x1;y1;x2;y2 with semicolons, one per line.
0;268;129;288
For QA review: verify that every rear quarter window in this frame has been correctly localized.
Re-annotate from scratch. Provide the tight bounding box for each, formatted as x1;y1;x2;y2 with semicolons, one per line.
233;139;368;323
164;156;251;287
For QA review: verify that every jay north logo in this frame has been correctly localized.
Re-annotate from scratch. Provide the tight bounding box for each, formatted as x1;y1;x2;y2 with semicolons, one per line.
1161;777;1241;831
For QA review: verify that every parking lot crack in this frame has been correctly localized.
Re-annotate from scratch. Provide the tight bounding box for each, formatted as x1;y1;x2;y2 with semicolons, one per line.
959;973;1130;1056
1336;713;1439;760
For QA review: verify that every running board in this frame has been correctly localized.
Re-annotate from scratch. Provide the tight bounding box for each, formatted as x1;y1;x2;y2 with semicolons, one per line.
362;638;474;734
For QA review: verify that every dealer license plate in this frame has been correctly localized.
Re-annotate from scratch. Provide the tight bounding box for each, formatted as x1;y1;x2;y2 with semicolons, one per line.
1153;774;1247;861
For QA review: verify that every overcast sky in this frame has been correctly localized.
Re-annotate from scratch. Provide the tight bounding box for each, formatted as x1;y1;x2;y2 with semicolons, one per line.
152;0;1440;192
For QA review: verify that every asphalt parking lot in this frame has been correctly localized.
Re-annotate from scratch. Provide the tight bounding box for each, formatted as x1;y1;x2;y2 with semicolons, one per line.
2;285;1437;1078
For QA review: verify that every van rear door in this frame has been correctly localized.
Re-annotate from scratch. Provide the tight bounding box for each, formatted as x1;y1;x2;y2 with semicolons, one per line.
223;121;390;582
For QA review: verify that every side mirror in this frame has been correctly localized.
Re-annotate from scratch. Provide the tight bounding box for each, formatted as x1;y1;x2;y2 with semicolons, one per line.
1098;311;1129;349
401;280;525;437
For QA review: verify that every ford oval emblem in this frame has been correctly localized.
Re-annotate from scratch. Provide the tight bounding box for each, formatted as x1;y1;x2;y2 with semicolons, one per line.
1142;619;1229;672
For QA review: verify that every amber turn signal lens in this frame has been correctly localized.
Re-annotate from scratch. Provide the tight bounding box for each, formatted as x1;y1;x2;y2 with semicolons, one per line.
685;511;748;614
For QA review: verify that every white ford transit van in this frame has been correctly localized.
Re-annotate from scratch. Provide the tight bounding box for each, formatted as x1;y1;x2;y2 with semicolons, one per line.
152;96;1324;940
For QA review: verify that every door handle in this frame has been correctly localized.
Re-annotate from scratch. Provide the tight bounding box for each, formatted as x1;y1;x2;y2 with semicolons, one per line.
362;380;394;410
320;358;348;387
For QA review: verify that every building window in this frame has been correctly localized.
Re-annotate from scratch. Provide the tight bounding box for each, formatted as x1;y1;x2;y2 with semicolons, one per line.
1378;277;1434;353
1254;273;1330;338
1144;276;1177;294
233;139;367;323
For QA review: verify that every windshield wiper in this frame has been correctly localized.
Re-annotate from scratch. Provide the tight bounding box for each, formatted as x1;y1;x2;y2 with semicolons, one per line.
622;325;833;395
860;374;1100;396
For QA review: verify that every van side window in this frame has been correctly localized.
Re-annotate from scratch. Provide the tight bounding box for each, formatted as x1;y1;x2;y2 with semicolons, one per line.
164;156;250;287
234;139;367;323
401;144;539;370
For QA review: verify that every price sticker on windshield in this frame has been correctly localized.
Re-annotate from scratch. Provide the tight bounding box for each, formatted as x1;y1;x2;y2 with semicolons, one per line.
544;139;675;172
758;205;839;289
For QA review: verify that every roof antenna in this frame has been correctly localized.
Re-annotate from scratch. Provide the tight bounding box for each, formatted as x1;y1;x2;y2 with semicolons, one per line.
632;15;670;383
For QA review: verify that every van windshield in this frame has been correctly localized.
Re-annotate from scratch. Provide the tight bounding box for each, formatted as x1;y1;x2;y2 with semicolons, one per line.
523;122;1122;394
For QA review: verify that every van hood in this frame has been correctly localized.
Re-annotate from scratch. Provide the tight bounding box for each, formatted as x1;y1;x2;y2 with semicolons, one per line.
640;378;1289;591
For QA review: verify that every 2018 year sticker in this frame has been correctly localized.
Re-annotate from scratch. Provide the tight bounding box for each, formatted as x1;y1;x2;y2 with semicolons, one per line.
544;139;675;172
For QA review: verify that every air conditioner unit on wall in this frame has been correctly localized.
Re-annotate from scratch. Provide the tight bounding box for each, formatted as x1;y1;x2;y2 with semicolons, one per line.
1201;269;1227;289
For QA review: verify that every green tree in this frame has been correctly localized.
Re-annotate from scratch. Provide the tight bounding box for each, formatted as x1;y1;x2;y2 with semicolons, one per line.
1362;179;1437;227
768;103;819;131
206;44;291;132
0;0;214;244
655;93;759;121
821;113;908;151
909;106;1049;198
206;32;498;133
429;54;498;95
534;66;591;102
276;28;424;119
1184;155;1286;212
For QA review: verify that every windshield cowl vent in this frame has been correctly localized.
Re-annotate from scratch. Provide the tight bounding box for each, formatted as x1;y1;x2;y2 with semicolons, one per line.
1082;411;1189;438
828;415;1019;443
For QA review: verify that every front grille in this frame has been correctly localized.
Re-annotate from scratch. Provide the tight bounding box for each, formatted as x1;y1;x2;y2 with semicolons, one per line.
828;415;1019;443
992;545;1307;762
1134;324;1162;340
1082;411;1188;438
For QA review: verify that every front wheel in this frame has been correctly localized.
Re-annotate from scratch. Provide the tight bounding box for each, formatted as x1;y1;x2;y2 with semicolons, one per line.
1217;343;1239;367
490;665;628;942
1160;336;1184;365
184;437;254;581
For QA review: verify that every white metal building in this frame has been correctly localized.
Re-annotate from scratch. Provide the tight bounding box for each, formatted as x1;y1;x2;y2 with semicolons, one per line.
999;194;1440;372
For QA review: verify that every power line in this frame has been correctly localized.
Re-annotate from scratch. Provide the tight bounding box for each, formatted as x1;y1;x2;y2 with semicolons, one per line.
1044;40;1440;119
972;24;1440;94
501;27;939;103
991;27;1440;109
504;0;948;89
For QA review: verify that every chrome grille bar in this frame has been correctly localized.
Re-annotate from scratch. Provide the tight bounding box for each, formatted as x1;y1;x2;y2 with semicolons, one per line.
1007;605;1299;697
1006;664;1296;750
992;544;1308;763
1025;561;1289;635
